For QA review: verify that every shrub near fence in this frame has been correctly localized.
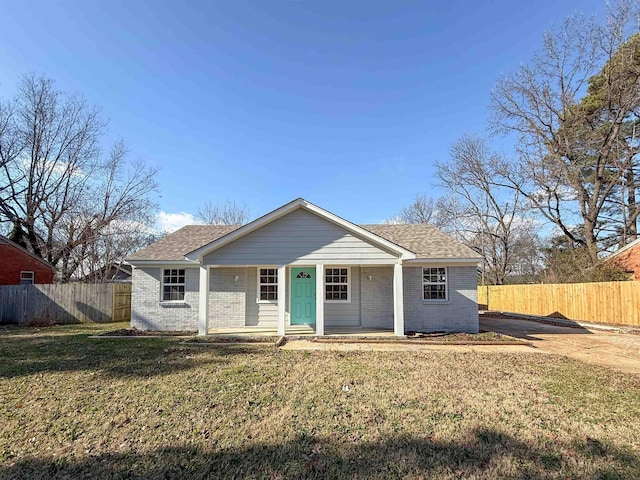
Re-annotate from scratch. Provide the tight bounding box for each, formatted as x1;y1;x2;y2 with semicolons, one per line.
0;283;131;325
478;281;640;327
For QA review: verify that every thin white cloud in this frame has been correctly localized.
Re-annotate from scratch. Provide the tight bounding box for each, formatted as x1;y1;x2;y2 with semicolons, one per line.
156;211;198;233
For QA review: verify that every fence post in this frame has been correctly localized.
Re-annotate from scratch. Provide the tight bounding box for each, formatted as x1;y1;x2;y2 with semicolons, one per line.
485;284;489;311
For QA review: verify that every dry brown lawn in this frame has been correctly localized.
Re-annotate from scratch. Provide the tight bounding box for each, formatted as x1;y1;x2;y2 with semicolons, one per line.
0;322;639;479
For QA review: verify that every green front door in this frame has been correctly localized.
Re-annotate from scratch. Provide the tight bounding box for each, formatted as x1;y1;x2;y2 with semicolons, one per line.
290;267;316;325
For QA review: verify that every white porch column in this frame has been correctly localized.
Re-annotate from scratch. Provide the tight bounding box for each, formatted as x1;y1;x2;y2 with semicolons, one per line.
277;265;286;336
315;264;324;336
393;262;405;336
198;265;209;336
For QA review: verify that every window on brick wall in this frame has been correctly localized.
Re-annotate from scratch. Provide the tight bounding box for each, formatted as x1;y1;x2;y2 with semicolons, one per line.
162;269;185;301
20;271;34;285
423;267;447;301
325;267;349;302
258;268;278;301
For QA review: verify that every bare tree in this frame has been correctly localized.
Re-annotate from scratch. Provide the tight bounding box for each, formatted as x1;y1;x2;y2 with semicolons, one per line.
490;1;640;262
196;200;250;225
74;221;159;282
0;75;158;281
436;135;541;285
392;195;448;228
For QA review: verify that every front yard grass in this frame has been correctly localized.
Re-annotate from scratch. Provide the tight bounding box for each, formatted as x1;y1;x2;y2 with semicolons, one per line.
0;322;639;479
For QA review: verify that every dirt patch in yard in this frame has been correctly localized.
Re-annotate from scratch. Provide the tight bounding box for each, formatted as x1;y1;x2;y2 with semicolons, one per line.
98;328;194;337
185;336;279;344
314;331;527;345
406;331;523;343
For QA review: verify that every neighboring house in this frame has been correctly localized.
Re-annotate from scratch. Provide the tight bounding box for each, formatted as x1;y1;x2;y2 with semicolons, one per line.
82;263;132;283
607;238;640;280
0;236;54;285
126;199;482;335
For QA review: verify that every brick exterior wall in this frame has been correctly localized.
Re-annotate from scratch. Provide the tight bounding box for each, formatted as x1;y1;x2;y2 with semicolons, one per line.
130;264;479;333
403;266;478;333
0;244;54;285
612;242;640;280
131;267;200;331
360;266;394;329
209;267;246;328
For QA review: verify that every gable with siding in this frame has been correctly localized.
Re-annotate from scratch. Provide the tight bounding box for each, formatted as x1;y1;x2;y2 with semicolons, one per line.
203;208;399;265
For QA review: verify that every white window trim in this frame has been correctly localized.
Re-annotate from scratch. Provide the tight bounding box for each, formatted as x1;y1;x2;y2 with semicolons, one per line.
20;271;35;285
160;268;186;303
257;266;278;304
422;266;448;302
324;266;351;304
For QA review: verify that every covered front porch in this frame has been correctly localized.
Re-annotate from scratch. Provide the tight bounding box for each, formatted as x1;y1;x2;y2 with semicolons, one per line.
197;262;406;337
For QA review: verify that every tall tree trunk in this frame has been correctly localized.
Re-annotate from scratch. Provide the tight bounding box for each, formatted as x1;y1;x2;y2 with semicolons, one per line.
626;167;638;241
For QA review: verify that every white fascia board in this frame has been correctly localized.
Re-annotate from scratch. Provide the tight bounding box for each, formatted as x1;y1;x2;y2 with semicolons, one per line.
185;198;415;261
125;259;200;268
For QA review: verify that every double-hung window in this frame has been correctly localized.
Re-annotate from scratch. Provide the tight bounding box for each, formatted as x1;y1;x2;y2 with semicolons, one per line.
325;267;349;301
423;267;447;301
162;269;185;301
259;268;278;301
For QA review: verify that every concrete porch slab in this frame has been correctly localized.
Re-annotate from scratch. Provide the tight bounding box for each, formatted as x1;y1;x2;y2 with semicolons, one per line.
207;325;396;338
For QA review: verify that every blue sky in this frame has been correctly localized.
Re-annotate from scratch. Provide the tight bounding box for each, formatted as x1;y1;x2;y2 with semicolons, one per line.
0;0;606;230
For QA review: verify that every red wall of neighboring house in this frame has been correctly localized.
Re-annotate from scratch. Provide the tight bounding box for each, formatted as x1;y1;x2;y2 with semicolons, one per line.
614;245;640;280
0;244;54;285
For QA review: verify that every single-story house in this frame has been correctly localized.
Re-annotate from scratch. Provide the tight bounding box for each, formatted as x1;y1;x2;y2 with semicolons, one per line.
0;235;55;285
126;199;482;336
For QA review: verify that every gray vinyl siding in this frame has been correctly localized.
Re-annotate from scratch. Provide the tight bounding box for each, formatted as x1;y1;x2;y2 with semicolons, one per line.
325;266;361;326
131;267;199;331
360;266;394;329
245;266;279;327
245;267;259;326
403;266;478;333
203;208;398;266
258;303;278;326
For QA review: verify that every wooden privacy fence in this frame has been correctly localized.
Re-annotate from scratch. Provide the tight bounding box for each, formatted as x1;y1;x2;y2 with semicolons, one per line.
0;283;131;325
478;281;640;327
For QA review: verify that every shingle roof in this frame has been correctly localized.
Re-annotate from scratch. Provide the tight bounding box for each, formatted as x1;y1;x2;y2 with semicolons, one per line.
360;224;480;259
127;222;479;262
127;225;240;261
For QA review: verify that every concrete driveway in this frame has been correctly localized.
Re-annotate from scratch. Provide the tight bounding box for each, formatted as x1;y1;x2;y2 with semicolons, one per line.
481;315;640;375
